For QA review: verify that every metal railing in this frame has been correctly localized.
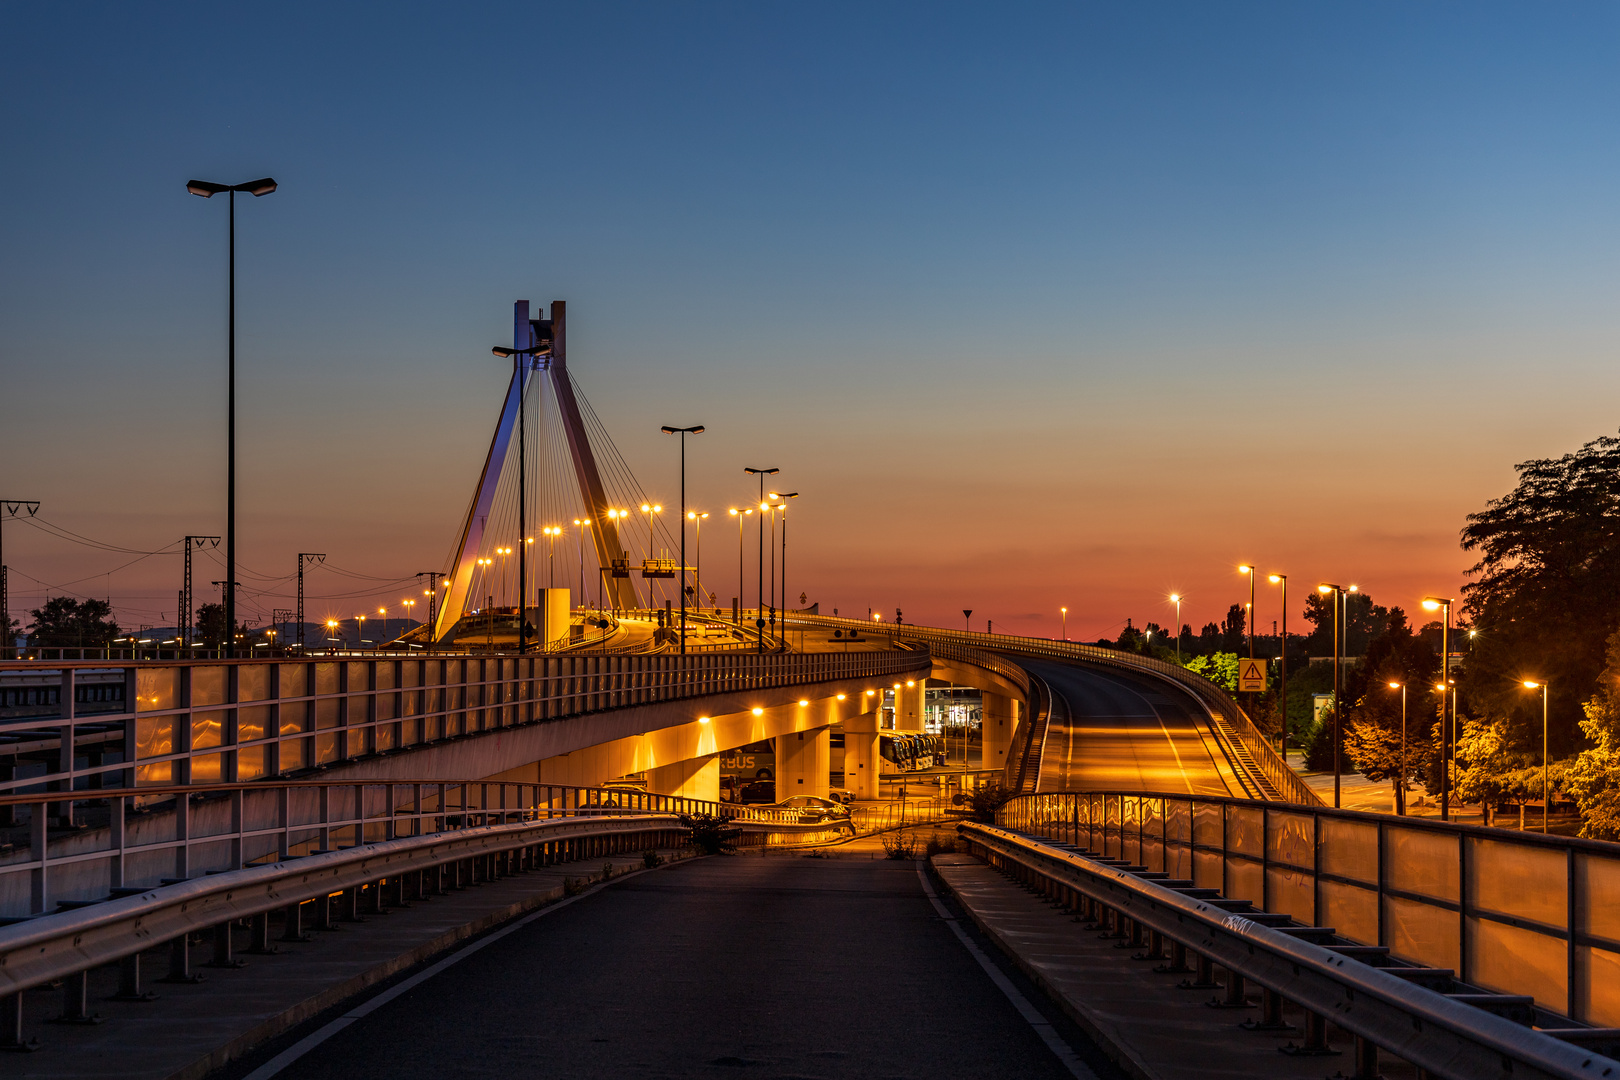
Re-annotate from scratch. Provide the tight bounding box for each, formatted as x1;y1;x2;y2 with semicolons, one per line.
960;821;1616;1080
0;648;930;801
999;790;1620;1032
0;778;816;918
791;615;1318;805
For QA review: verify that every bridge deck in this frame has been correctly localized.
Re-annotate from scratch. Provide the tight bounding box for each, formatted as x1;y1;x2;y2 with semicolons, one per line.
1025;659;1235;797
238;856;1114;1080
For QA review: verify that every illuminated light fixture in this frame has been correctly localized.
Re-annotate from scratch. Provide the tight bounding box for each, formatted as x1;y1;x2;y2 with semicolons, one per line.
865;689;875;695
836;693;846;701
1523;681;1541;690
906;680;916;687
1389;682;1401;689
799;699;809;707
699;716;711;724
752;707;764;716
1268;575;1281;584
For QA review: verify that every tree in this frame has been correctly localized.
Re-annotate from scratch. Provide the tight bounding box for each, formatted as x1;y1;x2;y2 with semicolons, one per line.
1566;627;1620;839
1460;431;1620;752
1345;684;1437;814
27;596;120;647
1186;652;1239;692
194;602;250;649
1220;604;1246;654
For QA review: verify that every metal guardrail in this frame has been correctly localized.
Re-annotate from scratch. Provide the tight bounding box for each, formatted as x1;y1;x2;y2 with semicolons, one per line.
1000;790;1620;1034
790;615;1318;805
959;821;1619;1080
0;648;930;802
0;778;823;917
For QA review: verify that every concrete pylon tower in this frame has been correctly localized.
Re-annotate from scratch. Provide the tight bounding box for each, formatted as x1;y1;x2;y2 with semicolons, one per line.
434;301;639;643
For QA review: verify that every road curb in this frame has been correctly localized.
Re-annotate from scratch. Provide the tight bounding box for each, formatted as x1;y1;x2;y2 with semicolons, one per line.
176;851;696;1080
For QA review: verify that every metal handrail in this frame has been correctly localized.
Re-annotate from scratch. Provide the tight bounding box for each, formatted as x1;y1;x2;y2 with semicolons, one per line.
959;822;1616;1080
789;615;1318;805
0;812;685;1002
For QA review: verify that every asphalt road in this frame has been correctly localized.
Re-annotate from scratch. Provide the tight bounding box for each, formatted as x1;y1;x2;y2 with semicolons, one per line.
1025;659;1234;797
252;856;1114;1080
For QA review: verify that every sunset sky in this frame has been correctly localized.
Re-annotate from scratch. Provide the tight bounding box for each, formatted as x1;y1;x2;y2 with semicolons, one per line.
5;3;1620;640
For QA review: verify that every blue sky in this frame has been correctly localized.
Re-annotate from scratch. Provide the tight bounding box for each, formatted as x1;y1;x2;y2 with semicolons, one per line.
4;3;1620;635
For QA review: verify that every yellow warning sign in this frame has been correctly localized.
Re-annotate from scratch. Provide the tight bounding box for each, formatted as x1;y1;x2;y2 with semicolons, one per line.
1238;659;1267;693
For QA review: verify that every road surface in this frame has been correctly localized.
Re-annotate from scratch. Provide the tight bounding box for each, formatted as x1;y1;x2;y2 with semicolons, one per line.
246;856;1115;1080
1025;659;1234;797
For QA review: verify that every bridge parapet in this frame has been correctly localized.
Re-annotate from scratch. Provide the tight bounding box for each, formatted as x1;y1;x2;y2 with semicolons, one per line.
791;615;1318;805
0;648;928;805
1001;789;1620;1033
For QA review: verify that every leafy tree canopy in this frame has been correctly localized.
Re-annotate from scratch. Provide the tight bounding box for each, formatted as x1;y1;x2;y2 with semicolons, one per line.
1460;431;1620;747
194;603;251;648
27;596;120;647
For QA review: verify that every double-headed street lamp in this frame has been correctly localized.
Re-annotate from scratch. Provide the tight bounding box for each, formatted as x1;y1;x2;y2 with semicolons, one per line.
1239;566;1256;658
1269;573;1287;755
186;176;277;656
769;491;798;643
729;507;753;623
661;425;705;653
1387;681;1407;815
1422;596;1455;821
1318;582;1358;808
1523;680;1551;832
743;467;779;649
687;511;709;612
493;343;550;652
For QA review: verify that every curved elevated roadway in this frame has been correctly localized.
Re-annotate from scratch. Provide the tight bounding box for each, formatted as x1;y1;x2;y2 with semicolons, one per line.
1022;658;1236;797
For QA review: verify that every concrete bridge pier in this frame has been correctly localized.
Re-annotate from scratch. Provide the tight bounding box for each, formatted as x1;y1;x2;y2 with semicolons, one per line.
775;727;830;799
843;712;882;800
646;754;720;802
982;692;1017;777
892;679;925;732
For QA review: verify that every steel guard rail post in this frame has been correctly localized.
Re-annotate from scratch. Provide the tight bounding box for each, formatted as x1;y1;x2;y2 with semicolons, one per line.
957;822;1617;1080
0;813;681;1000
789;615;1318;805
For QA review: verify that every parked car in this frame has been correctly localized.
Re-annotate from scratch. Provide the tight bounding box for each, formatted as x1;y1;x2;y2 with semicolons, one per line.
775;795;851;821
738;780;776;804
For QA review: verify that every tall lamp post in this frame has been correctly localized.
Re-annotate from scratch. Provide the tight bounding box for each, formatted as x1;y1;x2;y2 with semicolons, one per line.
1239;565;1256;659
1269;573;1287;755
661;425;705;653
743;468;778;650
1387;681;1407;815
729;508;752;623
687;511;709;613
1168;594;1182;662
769;491;798;644
1422;596;1455;821
1523;680;1550;831
1318;583;1357;808
1060;606;1067;641
493;344;549;653
186;176;277;656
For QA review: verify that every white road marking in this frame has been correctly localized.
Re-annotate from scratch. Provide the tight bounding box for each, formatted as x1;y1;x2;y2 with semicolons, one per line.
916;862;1099;1080
241;863;667;1080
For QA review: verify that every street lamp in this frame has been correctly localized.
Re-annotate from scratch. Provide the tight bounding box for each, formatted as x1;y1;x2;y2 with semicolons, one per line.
687;511;709;614
769;491;799;645
729;508;752;626
1060;606;1067;641
1524;680;1550;832
186;175;277;655
1269;574;1287;754
661;424;706;653
1387;681;1407;815
1168;594;1182;661
573;519;590;608
744;467;779;650
1238;566;1256;658
1318;582;1357;808
1422;596;1455;821
494;343;552;654
356;613;366;650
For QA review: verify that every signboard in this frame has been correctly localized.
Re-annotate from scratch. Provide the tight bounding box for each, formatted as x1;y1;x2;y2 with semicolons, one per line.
1238;658;1267;693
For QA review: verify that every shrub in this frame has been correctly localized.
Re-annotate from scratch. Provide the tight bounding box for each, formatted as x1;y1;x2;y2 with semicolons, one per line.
968;782;1012;824
642;850;665;869
882;832;917;860
679;812;739;855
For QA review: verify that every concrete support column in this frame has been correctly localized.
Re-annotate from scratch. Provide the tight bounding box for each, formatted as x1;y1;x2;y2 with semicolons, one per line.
774;726;830;799
892;680;925;733
646;754;719;802
981;692;1018;775
843;712;882;801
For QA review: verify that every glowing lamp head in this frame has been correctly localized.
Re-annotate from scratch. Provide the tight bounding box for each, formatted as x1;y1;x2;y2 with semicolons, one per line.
798;699;809;706
837;693;846;701
751;707;764;716
1318;585;1332;594
1239;565;1252;574
1422;600;1440;611
1169;593;1180;602
1388;682;1401;689
1524;681;1542;690
699;716;711;724
1268;575;1281;584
